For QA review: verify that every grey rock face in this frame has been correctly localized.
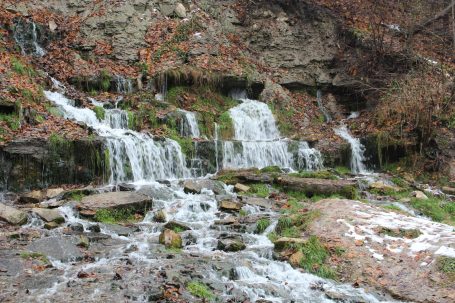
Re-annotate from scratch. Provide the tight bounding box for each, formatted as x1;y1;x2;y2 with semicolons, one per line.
78;192;152;213
27;236;84;262
0;203;27;225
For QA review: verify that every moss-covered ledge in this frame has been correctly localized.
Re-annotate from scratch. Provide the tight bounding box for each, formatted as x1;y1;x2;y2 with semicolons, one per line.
0;136;109;191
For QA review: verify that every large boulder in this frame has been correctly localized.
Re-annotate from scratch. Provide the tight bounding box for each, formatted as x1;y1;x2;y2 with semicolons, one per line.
77;192;152;213
31;208;64;223
0;203;27;225
159;229;182;248
183;179;226;195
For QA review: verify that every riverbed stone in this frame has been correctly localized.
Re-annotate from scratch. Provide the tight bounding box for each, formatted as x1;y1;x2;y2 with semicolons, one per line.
0;203;27;225
274;237;306;250
234;183;250;193
104;224;137;236
219;200;242;212
240;196;273;209
153;209;167;222
174;3;186;18
78;192;152;213
45;188;64;199
441;186;455;195
411;190;428;200
19;190;45;204
217;238;246;252
289;250;304;267
159;229;182;248
164;220;191;231
31;208;64;223
184;179;226;195
27;236;84;262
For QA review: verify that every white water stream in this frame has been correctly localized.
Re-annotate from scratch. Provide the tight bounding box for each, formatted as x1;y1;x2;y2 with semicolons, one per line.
335;124;368;174
179;109;200;138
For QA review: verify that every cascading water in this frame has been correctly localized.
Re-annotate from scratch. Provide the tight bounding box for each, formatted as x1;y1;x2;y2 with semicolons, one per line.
334;124;368;174
179;110;200;138
316;89;331;123
297;141;324;171
13;20;46;57
115;75;133;94
44;88;190;183
222;98;293;169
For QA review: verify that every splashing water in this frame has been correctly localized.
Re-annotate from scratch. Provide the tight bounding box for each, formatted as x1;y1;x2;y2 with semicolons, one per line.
334;125;368;174
44;90;190;183
179;110;200;138
222;98;293;169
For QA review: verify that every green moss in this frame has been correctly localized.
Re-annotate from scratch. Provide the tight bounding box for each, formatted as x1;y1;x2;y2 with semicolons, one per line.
298;236;336;279
100;69;111;91
186;281;214;300
334;166;350;175
127;110;137;130
239;209;247;217
164;126;195;157
20;251;50;264
0;113;20;130
289;170;337;180
94;208;137;224
71;192;84;202
255;218;271;234
437;257;455;273
410;196;454;225
246;183;270;198
218;111;234;140
260;166;283;174
93;106;105;121
11;57;35;77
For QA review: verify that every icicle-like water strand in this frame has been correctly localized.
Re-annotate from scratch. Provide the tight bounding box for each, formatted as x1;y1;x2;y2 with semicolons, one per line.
44;90;190;183
179;110;200;138
297;141;324;170
334;124;368;174
13;20;46;56
115;75;133;94
222;98;293;169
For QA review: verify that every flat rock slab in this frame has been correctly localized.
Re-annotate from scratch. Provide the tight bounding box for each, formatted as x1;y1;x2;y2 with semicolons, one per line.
277;175;357;197
307;198;455;303
31;208;64;223
0;203;27;225
78;192;152;213
240;197;274;209
27;236;84;262
103;223;139;236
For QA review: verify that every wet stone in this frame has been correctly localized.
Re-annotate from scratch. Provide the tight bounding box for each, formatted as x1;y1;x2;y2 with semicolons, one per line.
159;229;182;248
103;223;138;236
31;208;64;223
27;236;84;262
183;179;226;195
163;220;191;231
69;223;84;232
219;200;242;212
0;203;28;225
88;224;101;233
117;183;135;192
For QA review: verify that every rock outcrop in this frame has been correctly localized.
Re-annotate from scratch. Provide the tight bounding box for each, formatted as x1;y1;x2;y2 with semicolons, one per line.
77;192;152;213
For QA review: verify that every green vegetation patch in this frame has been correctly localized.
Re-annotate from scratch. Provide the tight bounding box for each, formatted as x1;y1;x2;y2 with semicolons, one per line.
246;183;270;198
410;196;455;225
186;281;215;300
289;170;337;180
255;218;271;234
11;57;36;77
0;113;20;130
378;227;421;239
218;111;234;139
298;236;337;279
260;166;283;174
93;106;105;121
94;208;138;224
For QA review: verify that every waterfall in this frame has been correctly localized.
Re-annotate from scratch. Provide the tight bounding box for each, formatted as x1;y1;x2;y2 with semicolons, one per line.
214;123;220;172
179;110;200;138
13;20;46;57
222;98;293;169
115;75;133;94
44;89;190;183
334;125;368;174
297;141;324;171
316;89;331;122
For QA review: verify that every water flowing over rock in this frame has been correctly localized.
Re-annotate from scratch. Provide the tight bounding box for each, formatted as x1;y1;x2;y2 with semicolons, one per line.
178;110;200;138
0;203;27;225
223;98;293;169
316;89;332;122
13;20;46;57
44;89;190;184
296;141;324;170
334;125;368;174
